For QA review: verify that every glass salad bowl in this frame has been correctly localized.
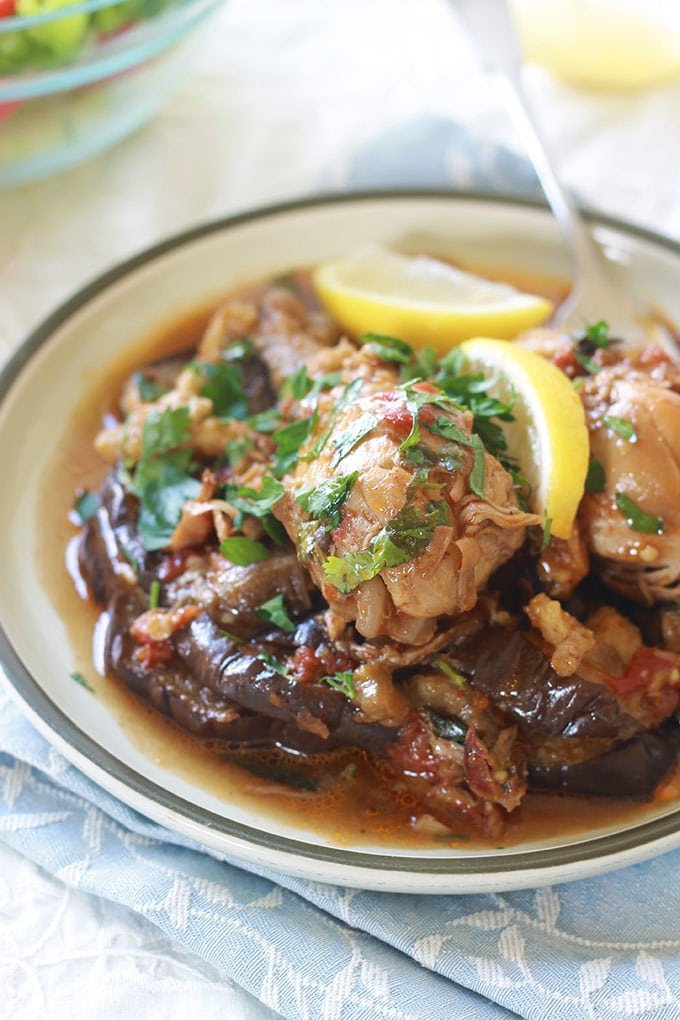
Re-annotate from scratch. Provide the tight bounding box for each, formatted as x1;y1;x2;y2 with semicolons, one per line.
0;0;225;187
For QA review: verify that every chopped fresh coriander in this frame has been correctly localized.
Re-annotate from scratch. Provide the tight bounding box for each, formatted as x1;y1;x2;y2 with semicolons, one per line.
257;593;296;633
400;346;437;384
329;414;378;466
300;377;366;461
323;500;447;593
281;365;314;401
256;652;291;677
222;338;255;362
585;320;611;349
273;414;316;476
336;376;365;412
73;490;100;524
224;476;289;549
226;436;255;467
323;549;377;593
603;415;637;442
191;360;248;420
133;371;168;403
295;520;322;562
318;670;355;699
139;405;191;460
70;671;94;692
435;658;466;688
148;579;161;609
429;413;470;446
220;535;269;566
247;407;282;434
575;349;600;375
134;460;202;552
573;323;612;374
585;459;606;494
296;471;358;529
360;332;413;364
615;492;665;535
398;383;487;497
541;516;553;551
467;435;486;498
228;475;286;518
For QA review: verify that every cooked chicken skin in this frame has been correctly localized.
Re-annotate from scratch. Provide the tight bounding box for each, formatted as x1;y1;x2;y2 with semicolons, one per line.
275;351;537;644
579;360;680;603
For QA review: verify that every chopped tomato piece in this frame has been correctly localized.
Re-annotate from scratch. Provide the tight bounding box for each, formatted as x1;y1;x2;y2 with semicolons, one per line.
610;646;680;697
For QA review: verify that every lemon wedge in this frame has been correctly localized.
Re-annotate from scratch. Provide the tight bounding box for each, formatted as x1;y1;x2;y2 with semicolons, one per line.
312;246;553;352
460;337;588;539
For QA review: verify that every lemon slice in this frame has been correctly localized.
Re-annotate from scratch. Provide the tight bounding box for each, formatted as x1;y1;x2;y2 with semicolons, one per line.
312;245;553;352
460;337;589;539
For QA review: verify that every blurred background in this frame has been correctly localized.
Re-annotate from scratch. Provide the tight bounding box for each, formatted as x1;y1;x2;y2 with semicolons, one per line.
2;0;680;354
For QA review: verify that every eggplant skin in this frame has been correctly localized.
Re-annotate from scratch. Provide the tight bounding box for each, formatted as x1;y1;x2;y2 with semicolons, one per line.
173;612;398;755
449;627;642;741
529;720;680;800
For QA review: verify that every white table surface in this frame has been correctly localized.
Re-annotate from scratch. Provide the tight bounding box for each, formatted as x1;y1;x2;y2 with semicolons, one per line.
2;1;680;1016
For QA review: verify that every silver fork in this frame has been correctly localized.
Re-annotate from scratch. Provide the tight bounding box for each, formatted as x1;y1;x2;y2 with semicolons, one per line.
450;0;674;346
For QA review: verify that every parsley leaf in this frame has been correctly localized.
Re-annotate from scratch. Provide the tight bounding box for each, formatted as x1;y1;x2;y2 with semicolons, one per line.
227;475;286;517
318;670;355;699
139;405;192;460
128;407;203;551
296;471;358;529
301;377;365;461
70;671;94;692
467;434;486;497
224;475;289;548
585;459;606;494
148;579;161;609
603;415;637;442
220;535;269;566
73;490;100;524
615;491;665;535
585;320;611;349
435;658;466;688
323;500;448;593
133;371;169;403
360;332;413;364
256;652;291;677
329;414;378;466
192;360;248;420
257;593;296;633
135;461;202;551
273;415;317;476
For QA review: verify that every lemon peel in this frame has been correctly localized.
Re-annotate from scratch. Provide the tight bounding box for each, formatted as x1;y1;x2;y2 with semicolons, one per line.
312;246;553;352
460;337;589;540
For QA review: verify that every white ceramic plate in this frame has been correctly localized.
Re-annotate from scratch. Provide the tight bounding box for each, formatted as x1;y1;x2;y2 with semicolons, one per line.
2;191;680;894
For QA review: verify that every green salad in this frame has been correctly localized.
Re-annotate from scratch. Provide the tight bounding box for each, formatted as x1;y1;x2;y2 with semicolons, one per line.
0;0;176;74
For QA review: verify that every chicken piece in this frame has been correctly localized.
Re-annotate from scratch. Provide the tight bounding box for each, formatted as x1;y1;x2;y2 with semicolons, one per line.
275;365;538;644
578;361;680;604
198;287;335;388
525;593;595;677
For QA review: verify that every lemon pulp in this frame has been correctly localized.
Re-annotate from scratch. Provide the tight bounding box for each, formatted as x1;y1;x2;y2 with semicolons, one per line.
313;246;553;352
460;337;589;539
